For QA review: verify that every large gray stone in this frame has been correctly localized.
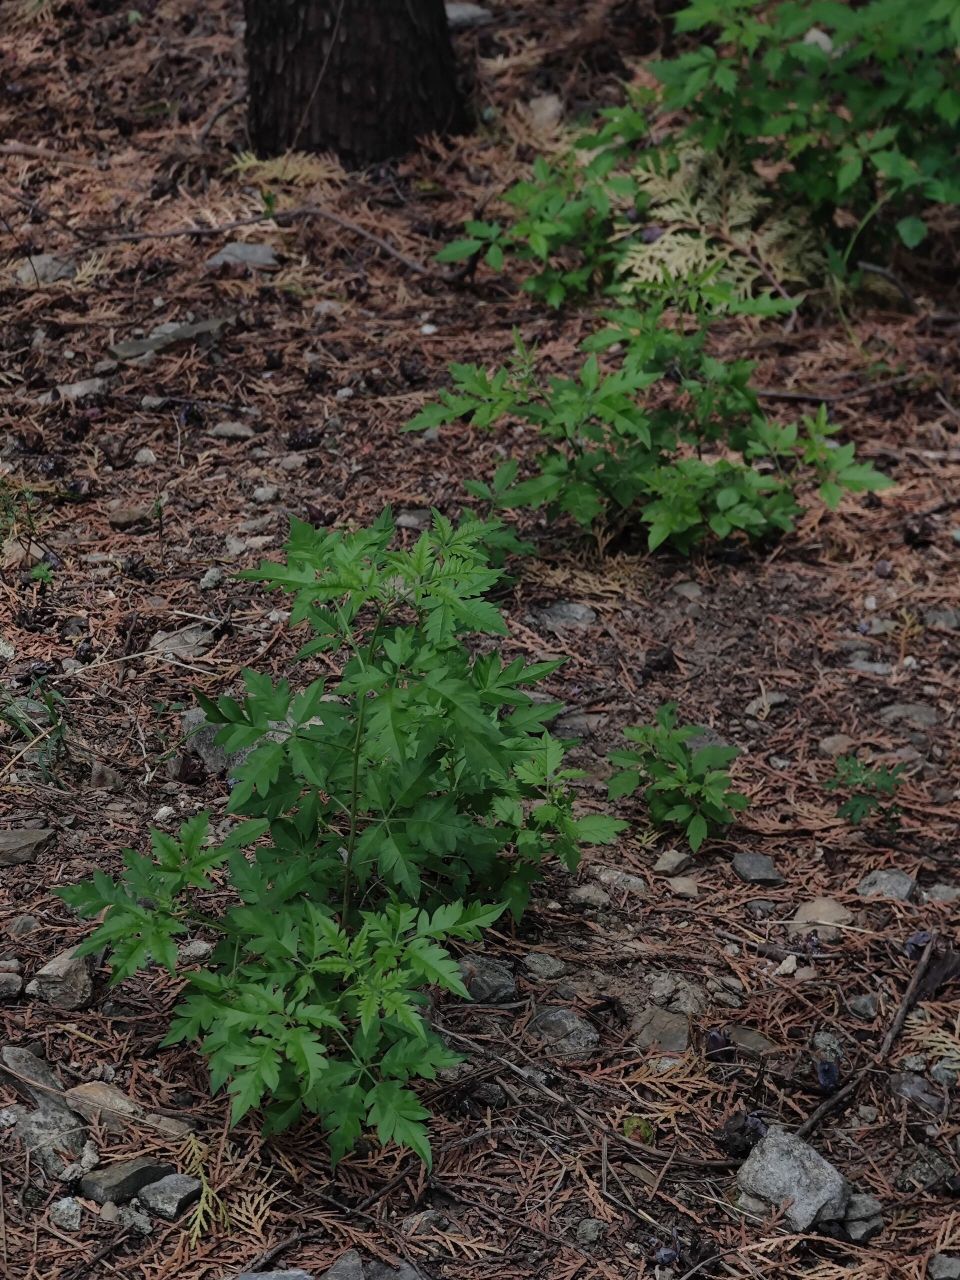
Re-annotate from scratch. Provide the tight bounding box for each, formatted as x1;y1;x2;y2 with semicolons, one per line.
787;898;852;943
632;1007;689;1053
878;702;939;729
856;869;916;901
81;1157;175;1204
458;955;516;1004
0;1045;69;1111
535;601;596;631
50;1196;83;1230
648;971;706;1015
12;1103;85;1177
321;1254;364;1280
321;1255;364;1280
929;1257;960;1280
0;827;53;866
732;852;784;887
17;254;76;285
181;707;250;775
206;242;278;270
29;948;92;1010
138;1174;201;1220
736;1127;850;1231
529;1006;599;1055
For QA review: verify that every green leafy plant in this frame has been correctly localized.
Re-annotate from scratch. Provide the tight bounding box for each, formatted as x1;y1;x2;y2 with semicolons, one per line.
607;703;748;851
60;511;624;1163
826;754;904;826
654;0;960;252
409;313;891;552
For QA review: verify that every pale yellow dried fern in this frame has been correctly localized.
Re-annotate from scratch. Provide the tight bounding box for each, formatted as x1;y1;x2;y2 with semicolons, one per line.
617;145;821;300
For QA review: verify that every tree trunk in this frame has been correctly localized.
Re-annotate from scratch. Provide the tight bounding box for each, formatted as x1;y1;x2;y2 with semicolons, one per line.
243;0;466;166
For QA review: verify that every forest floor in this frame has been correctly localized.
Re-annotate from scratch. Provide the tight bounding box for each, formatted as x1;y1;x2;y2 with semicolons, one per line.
1;2;959;1279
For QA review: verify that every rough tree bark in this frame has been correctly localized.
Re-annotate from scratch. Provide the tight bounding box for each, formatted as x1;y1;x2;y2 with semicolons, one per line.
243;0;467;166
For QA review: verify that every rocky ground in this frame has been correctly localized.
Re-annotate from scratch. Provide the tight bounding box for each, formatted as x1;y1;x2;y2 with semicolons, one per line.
1;1;959;1279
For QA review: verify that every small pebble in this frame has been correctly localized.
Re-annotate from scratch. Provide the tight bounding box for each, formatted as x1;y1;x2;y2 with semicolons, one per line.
252;485;279;504
420;323;438;335
199;567;224;590
134;447;156;466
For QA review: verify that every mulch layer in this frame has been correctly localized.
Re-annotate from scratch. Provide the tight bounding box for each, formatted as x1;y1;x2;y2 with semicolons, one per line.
1;2;958;1279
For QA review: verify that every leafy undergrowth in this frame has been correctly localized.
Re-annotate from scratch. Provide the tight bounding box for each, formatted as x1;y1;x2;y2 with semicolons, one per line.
0;1;959;1279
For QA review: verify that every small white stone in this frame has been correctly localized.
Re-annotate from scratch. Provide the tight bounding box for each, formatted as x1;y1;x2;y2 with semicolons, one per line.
153;805;176;824
335;386;355;401
420;323;438;335
134;447;156;466
253;485;278;504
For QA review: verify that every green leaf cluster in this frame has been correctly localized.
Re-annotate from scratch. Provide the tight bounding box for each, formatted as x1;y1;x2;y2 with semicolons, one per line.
826;753;904;826
408;310;891;553
607;703;749;851
60;510;625;1164
655;0;960;251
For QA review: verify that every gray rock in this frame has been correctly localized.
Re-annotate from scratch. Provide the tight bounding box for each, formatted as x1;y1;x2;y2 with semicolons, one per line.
924;882;960;903
0;827;53;866
17;254;76;285
395;508;431;530
931;1060;958;1087
523;953;567;980
653;848;691;875
0;973;23;999
648;972;706;1015
666;875;699;899
64;1081;144;1133
206;241;278;270
181;707;249;775
253;484;279;504
671;580;702;601
50;1196;83;1231
458;955;516;1004
0;1046;70;1110
199;567;225;590
746;899;776;919
929;1257;960;1280
923;608;959;630
569;883;611;909
445;2;493;28
896;1144;952;1191
857;1105;878;1123
38;377;108;405
576;1217;606;1245
401;1209;447;1236
737;1192;769;1218
536;601;596;631
726;1025;777;1055
12;1102;85;1177
632;1007;689;1053
554;711;607;738
848;657;893;676
30;948;92;1010
9;914;39;937
818;733;854;757
134;446;157;466
110;316;230;361
849;993;878;1020
314;299;346;320
118;1200;154;1234
178;939;214;964
813;1030;844;1063
594;866;648;897
321;1253;364;1280
736;1127;850;1231
138;1174;202;1220
847;1215;884;1242
0;959;22;973
845;1192;883;1222
856;869;916;901
732;852;784;887
209;420;255;441
787;898;852;943
878;702;939;729
81;1157;175;1204
529;1006;600;1055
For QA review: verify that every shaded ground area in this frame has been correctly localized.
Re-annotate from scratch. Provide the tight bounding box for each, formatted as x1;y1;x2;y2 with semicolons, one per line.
1;2;958;1279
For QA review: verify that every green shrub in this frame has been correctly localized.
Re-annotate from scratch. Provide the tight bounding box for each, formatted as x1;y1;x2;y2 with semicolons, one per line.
60;511;625;1162
826;754;904;826
608;704;748;851
409;312;891;552
655;0;960;252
